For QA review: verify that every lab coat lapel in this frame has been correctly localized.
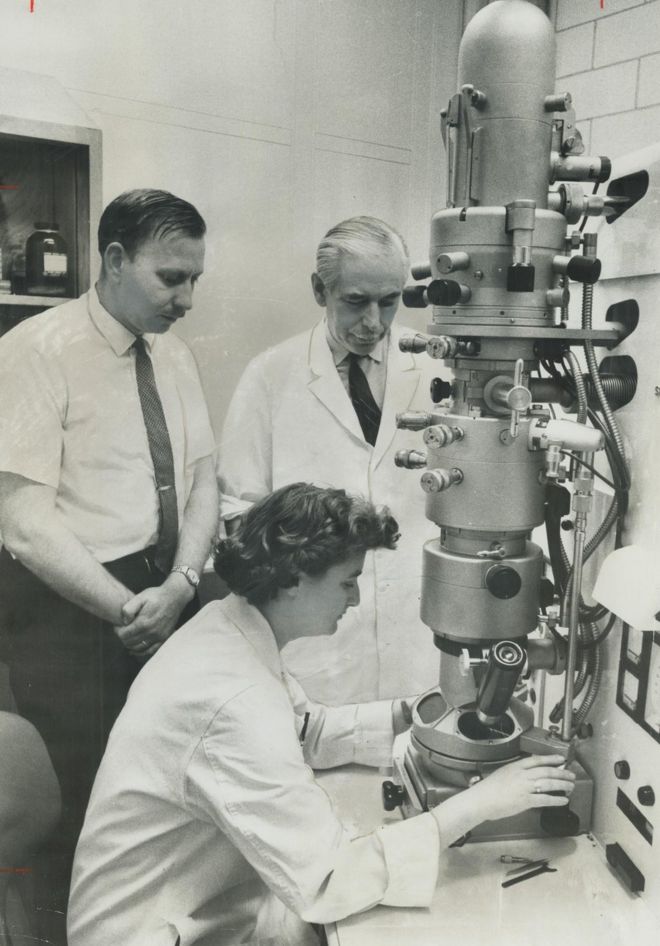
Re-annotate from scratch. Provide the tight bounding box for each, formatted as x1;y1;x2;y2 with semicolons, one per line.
307;321;367;447
371;326;421;470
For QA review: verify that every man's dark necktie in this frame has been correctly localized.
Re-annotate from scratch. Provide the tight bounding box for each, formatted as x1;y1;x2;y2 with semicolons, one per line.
348;352;381;447
133;337;179;573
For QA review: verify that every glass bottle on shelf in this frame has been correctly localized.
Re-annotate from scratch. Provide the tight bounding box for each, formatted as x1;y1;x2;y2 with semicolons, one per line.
8;243;27;295
25;222;69;297
0;246;9;294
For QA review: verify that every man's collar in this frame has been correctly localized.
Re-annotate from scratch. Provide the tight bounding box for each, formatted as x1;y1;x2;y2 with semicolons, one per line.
324;320;386;365
88;285;157;356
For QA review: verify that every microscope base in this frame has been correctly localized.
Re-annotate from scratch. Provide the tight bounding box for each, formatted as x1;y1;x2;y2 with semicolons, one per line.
391;733;594;842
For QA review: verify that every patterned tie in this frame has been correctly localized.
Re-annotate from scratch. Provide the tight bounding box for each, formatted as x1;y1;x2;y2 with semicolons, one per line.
347;352;381;447
132;337;179;573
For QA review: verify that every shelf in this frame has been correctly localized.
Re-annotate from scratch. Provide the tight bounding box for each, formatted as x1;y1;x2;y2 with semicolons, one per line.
0;294;74;307
0;68;102;335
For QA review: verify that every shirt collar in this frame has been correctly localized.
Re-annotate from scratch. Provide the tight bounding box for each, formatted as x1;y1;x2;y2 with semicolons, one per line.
324;319;386;366
221;594;283;678
87;286;158;356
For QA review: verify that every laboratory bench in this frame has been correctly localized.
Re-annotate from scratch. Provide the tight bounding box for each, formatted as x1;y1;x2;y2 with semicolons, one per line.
318;766;657;946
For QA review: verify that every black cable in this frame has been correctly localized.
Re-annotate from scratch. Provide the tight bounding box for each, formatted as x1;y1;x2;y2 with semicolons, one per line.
559;450;617;490
577;612;617;650
579;181;600;232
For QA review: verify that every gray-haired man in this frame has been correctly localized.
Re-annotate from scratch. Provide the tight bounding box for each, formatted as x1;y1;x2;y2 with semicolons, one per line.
218;215;438;706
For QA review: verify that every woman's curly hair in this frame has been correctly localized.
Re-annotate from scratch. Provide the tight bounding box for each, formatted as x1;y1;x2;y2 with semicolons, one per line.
214;483;399;605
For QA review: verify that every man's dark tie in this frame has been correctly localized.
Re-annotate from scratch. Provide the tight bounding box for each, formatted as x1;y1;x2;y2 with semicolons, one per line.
133;337;179;573
348;353;381;447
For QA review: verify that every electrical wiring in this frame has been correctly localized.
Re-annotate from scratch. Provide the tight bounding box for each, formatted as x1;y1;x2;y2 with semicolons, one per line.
559;450;617;490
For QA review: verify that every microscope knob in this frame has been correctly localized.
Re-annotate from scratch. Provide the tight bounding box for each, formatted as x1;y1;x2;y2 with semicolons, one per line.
437;251;471;274
430;377;453;403
394;450;427;470
427;279;471;306
638;786;655;807
421;468;463;493
396;411;435;431
402;285;429;308
411;262;432;280
382;780;406;812
507;264;535;293
613;760;630;780
485;564;522;599
566;255;602;285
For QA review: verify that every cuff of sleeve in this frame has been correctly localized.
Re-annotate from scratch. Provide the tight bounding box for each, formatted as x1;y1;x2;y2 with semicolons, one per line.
355;699;395;768
219;494;253;520
378;812;440;907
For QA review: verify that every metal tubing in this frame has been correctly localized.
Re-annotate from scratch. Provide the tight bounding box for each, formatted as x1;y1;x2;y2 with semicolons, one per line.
561;495;588;740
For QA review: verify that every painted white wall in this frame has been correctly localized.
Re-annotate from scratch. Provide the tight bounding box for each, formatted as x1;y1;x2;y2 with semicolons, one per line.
0;0;463;436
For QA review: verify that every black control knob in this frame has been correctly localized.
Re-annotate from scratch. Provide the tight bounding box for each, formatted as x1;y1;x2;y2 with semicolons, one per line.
507;264;535;293
566;255;602;285
402;285;428;308
382;780;406;812
430;377;453;403
485;565;522;600
638;785;655;807
614;760;630;780
426;279;463;306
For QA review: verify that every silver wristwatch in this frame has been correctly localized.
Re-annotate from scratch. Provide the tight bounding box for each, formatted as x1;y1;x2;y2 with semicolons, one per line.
170;564;200;588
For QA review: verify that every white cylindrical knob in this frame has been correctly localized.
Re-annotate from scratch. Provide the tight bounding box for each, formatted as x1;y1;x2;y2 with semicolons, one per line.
437;251;471;274
420;468;463;493
395;449;428;470
423;424;465;448
396;411;434;431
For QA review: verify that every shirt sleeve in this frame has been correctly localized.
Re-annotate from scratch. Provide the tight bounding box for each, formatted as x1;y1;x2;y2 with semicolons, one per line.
183;683;440;926
217;356;273;519
283;671;394;769
0;330;67;488
171;341;216;468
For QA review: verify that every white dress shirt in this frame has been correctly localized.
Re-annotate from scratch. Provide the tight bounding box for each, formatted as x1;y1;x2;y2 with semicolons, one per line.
325;323;388;410
0;289;215;561
68;595;441;946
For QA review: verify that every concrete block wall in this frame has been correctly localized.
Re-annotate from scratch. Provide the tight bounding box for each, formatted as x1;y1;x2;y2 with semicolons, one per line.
554;0;660;158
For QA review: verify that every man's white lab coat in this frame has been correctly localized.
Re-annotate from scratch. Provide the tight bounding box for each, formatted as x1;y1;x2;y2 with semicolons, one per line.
218;321;441;703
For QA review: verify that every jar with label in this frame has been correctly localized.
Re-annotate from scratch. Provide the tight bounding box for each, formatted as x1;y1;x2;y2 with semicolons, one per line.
25;222;69;296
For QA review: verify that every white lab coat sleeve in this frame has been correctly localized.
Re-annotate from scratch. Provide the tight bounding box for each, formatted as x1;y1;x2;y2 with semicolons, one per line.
217;355;273;519
183;684;440;926
283;671;394;769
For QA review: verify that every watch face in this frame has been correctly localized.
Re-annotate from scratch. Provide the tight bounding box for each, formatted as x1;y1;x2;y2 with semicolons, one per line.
174;566;199;587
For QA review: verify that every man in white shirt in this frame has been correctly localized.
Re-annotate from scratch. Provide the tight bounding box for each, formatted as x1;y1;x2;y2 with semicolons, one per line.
218;216;440;705
0;189;218;944
68;483;575;946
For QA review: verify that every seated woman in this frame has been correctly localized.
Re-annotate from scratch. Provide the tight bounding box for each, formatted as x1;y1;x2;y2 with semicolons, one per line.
67;483;575;946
